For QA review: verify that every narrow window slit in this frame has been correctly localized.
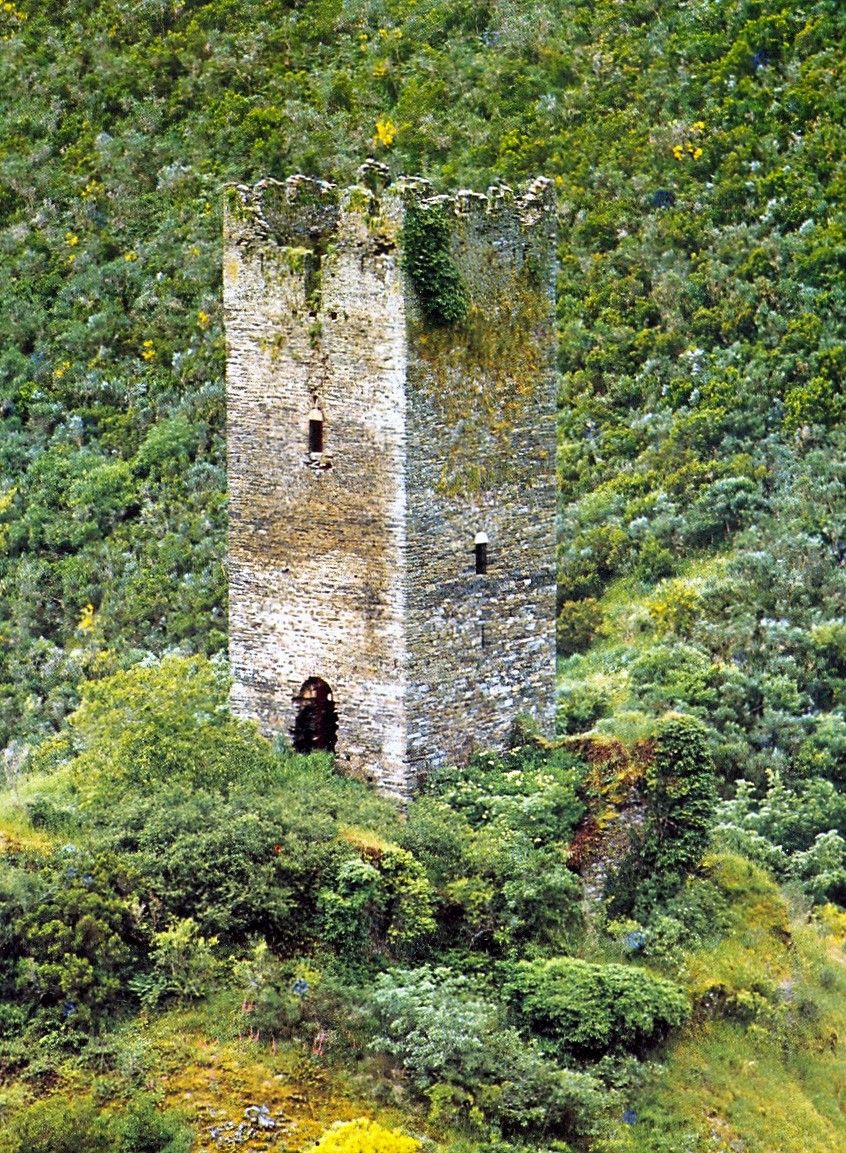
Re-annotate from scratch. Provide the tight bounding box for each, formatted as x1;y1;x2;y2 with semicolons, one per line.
308;407;324;454
474;531;488;575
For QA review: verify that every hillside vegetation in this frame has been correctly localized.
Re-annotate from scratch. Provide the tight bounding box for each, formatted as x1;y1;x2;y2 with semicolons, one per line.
0;0;845;1150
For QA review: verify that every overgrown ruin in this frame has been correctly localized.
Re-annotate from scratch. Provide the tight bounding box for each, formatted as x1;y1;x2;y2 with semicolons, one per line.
224;163;558;795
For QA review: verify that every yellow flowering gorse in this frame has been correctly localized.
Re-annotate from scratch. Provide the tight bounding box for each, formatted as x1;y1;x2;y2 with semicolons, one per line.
374;117;397;147
311;1117;419;1153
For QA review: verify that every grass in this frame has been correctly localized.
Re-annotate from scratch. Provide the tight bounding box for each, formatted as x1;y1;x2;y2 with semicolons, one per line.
607;857;846;1153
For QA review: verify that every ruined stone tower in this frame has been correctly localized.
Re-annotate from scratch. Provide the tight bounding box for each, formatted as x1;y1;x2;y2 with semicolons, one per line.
224;164;557;796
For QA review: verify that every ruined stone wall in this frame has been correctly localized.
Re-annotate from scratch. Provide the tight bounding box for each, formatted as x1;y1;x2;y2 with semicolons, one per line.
223;177;410;793
403;180;558;784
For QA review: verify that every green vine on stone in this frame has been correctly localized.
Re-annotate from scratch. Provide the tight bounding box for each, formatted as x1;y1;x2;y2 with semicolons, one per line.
403;203;469;326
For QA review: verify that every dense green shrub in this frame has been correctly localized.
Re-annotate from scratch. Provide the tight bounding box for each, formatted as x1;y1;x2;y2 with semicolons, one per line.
556;597;604;656
403;203;469;327
714;774;846;903
403;746;586;953
644;715;717;886
607;714;716;915
12;851;143;1031
505;957;689;1060
129;918;220;1007
319;841;437;958
556;680;610;735
0;1094;191;1153
31;655;278;802
370;966;607;1140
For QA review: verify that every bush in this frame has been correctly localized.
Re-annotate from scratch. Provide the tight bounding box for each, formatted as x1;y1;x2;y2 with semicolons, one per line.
0;1094;191;1153
607;714;717;915
32;655;278;803
505;956;689;1060
310;1118;419;1153
318;838;437;960
556;598;604;655
0;1095;111;1153
369;966;606;1140
115;788;302;944
401;747;586;954
648;579;702;638
130;918;220;1007
557;681;609;735
13;851;142;1031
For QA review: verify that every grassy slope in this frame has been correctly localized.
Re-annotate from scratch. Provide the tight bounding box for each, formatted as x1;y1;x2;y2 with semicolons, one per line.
625;864;846;1153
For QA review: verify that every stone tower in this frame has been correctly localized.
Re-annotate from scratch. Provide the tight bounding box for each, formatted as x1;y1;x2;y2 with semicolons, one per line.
224;164;557;796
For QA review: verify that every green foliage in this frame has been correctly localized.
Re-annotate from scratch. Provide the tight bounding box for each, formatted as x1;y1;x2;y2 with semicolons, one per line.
32;654;277;802
403;203;469;326
0;1096;112;1153
644;715;718;885
318;842;437;960
370;965;607;1141
11;851;142;1032
607;714;716;915
505;956;689;1061
0;0;845;1145
556;679;610;735
130;918;220;1007
714;774;846;903
404;746;586;953
556;597;603;656
0;1094;191;1153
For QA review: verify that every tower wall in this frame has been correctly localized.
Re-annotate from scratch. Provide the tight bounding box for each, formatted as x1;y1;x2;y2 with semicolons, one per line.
224;179;410;792
403;181;558;782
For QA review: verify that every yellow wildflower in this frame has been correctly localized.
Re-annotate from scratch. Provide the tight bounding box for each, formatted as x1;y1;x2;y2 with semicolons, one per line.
692;146;703;159
78;603;96;632
65;232;79;246
692;120;705;131
53;360;70;380
312;1117;419;1153
672;144;684;160
197;309;210;329
373;60;388;78
123;250;138;262
141;339;156;361
374;116;397;147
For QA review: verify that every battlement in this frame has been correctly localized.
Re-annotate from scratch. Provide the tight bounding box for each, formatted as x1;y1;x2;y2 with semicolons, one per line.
224;162;556;251
224;167;558;796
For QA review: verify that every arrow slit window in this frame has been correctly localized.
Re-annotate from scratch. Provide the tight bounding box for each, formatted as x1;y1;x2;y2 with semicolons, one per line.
474;531;488;575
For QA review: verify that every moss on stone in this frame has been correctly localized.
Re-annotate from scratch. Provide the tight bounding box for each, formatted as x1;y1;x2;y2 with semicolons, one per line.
412;261;554;496
402;203;469;327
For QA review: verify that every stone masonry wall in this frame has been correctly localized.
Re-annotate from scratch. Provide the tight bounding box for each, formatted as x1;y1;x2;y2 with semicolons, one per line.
224;178;410;793
403;179;558;784
224;170;557;796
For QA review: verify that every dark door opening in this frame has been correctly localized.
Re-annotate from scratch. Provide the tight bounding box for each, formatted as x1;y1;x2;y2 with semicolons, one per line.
292;677;338;753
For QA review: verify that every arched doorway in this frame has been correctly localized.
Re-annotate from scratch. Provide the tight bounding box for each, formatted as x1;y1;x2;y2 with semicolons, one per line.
292;677;338;754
